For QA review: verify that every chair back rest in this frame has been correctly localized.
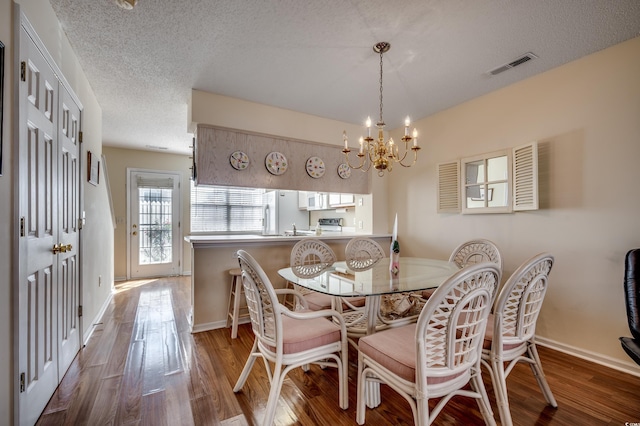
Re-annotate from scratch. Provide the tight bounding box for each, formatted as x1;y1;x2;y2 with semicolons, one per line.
449;238;503;271
416;262;501;379
290;238;337;277
345;237;385;271
624;249;640;340
494;253;554;346
236;249;280;347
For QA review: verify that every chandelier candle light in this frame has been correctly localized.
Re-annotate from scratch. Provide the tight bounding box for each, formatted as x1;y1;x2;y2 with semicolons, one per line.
343;42;420;177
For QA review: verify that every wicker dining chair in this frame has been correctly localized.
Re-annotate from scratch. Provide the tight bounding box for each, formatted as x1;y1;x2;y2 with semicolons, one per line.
356;262;502;425
449;238;503;270
480;252;557;426
234;249;349;425
287;238;337;311
345;237;386;271
422;238;503;300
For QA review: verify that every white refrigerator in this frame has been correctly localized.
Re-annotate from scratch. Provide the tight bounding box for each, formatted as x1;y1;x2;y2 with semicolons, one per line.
262;190;309;235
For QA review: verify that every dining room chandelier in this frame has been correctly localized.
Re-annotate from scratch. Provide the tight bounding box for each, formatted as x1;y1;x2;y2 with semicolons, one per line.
343;42;420;177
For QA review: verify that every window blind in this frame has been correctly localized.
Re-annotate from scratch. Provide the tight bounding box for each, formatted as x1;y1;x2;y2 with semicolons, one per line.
190;182;264;233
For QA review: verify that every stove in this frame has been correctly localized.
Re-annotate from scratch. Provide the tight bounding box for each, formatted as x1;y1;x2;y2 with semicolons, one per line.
318;218;343;232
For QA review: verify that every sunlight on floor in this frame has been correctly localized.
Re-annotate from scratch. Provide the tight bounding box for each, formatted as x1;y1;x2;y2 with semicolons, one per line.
114;279;160;293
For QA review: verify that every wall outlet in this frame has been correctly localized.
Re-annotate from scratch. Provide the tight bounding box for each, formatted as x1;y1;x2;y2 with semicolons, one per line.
358;197;363;206
358;220;363;229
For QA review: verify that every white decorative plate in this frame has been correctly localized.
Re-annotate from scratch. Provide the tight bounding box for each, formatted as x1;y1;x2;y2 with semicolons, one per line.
265;151;288;175
337;163;351;179
306;156;326;178
229;151;249;170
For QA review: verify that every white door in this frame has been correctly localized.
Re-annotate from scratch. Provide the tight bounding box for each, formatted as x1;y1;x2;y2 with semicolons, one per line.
57;84;82;373
128;170;181;278
17;27;79;426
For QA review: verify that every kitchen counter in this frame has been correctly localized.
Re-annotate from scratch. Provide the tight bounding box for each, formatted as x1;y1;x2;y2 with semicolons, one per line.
184;232;391;247
185;233;391;333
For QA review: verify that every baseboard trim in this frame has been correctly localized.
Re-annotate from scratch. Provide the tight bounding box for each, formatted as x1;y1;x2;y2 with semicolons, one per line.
82;291;114;345
536;336;640;378
191;317;250;334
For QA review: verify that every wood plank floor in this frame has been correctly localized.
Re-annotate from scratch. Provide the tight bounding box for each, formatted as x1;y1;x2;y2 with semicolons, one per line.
37;276;640;425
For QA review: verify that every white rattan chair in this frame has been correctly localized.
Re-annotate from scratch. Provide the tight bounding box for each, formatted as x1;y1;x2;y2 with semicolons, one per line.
480;253;557;426
422;239;503;300
356;262;501;426
233;249;349;425
287;238;337;311
449;238;503;270
345;237;386;271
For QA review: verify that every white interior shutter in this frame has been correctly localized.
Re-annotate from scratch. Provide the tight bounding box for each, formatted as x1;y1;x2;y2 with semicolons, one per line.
437;161;460;213
513;141;538;211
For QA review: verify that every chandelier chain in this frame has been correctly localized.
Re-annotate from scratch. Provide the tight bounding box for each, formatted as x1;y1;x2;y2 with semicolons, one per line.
379;49;384;125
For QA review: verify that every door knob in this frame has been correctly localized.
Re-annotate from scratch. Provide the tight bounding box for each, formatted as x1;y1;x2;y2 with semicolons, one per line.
132;231;137;236
52;244;61;254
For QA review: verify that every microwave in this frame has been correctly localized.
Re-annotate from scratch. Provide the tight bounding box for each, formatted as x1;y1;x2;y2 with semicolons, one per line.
307;192;328;210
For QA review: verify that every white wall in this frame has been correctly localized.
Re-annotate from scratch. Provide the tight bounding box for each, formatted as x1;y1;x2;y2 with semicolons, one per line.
387;36;640;373
1;0;113;424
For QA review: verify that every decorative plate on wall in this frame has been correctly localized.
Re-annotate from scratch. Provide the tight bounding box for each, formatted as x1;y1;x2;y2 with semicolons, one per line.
265;151;288;175
337;163;351;179
229;151;249;170
305;156;326;178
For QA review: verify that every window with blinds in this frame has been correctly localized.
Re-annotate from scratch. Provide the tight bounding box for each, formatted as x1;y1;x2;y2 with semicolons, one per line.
190;182;265;233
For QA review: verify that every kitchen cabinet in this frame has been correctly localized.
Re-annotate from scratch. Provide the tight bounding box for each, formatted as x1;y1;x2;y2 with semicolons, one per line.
298;191;308;210
329;193;355;208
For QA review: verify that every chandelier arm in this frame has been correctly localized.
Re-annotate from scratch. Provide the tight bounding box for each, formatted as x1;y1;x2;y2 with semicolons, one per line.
343;145;373;171
397;149;420;168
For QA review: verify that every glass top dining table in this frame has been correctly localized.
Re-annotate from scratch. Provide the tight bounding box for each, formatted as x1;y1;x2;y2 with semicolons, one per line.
277;257;461;298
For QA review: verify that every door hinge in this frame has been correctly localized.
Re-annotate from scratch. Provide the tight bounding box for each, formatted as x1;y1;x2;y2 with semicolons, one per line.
19;372;25;393
21;61;26;82
79;131;83;143
20;217;25;237
78;218;83;230
78;305;83;318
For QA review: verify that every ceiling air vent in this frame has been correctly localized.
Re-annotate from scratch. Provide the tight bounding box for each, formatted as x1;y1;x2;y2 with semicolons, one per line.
488;52;538;76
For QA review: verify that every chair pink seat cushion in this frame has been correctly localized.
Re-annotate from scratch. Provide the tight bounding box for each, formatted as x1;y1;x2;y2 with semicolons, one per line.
267;313;342;354
359;323;466;385
359;324;417;382
305;292;333;311
305;293;366;311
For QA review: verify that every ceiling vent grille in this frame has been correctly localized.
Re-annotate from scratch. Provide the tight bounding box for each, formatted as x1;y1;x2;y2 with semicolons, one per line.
488;52;538;76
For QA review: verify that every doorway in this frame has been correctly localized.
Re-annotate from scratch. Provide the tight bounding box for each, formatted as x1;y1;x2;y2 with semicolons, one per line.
127;169;182;278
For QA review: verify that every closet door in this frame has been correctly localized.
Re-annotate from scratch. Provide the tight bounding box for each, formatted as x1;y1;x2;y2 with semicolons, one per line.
17;21;83;425
18;28;61;426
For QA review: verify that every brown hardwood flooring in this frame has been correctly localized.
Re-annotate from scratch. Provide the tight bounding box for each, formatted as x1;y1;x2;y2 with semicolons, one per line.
37;276;640;425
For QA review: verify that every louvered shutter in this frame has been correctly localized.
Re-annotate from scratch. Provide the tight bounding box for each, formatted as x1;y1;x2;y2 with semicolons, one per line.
437;161;460;213
512;142;538;211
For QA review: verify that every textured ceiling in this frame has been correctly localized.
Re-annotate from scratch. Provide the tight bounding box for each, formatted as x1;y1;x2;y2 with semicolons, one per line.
48;0;640;155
